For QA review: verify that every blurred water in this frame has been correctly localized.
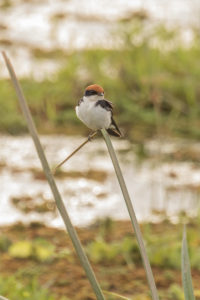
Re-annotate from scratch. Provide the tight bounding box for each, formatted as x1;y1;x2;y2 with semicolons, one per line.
0;134;200;227
0;0;199;78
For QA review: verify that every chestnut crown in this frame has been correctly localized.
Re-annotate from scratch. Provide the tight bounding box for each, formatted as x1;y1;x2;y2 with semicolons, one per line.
84;84;104;96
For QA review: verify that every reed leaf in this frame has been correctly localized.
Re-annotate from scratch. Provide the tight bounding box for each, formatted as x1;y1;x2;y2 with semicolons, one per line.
101;128;159;300
103;290;130;299
2;51;105;300
182;226;195;300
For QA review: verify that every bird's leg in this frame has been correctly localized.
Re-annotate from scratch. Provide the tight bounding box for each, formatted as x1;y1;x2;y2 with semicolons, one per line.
88;130;97;141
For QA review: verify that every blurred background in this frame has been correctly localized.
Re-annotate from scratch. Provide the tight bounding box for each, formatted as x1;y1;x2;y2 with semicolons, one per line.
1;0;200;299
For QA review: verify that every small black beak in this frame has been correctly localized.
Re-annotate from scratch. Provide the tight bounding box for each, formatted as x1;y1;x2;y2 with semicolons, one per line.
98;92;104;96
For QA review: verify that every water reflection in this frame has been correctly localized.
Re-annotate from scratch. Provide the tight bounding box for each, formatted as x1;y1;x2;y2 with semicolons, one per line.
0;135;200;227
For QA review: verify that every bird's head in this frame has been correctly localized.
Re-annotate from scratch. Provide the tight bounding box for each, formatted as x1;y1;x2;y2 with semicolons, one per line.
84;84;104;100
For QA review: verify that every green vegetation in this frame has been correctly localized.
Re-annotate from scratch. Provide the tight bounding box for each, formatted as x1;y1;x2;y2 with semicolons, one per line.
1;19;200;141
1;218;200;300
8;239;55;262
87;236;141;265
0;276;59;300
87;219;200;271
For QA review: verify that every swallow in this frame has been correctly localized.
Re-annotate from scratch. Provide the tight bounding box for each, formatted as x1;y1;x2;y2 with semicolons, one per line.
75;84;122;137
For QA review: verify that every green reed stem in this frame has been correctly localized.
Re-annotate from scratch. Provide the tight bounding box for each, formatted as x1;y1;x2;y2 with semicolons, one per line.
182;226;195;300
2;51;105;300
101;128;159;300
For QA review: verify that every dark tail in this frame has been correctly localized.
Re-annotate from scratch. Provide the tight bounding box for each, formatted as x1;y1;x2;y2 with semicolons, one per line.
107;117;122;137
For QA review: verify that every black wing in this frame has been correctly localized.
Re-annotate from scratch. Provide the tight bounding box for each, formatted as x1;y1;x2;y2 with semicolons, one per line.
95;99;113;112
95;99;122;137
109;117;122;137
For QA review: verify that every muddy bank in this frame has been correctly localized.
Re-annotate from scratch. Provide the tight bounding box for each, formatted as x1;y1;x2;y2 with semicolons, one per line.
0;218;200;299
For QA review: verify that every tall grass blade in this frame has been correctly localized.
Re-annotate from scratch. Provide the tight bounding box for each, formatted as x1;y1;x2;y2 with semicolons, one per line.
2;51;105;300
182;226;195;300
101;128;159;300
103;290;130;299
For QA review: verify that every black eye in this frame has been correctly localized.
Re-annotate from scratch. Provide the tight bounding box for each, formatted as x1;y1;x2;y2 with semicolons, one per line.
85;90;98;96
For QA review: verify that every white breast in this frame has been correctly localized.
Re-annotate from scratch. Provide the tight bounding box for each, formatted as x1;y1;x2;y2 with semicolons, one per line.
76;97;111;130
